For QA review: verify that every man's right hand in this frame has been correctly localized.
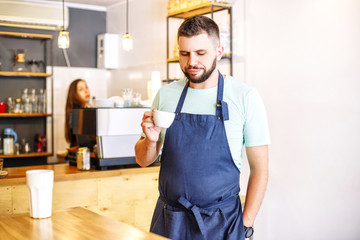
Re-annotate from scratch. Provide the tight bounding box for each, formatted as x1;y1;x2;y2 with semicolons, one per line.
135;109;163;167
141;108;162;142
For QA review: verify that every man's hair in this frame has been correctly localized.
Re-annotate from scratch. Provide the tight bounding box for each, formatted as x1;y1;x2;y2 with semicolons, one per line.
177;15;220;44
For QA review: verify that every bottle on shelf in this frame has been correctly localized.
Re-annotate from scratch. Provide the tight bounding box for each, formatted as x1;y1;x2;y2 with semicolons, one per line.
30;89;38;113
22;88;32;113
3;128;17;155
24;98;32;113
7;97;14;113
21;88;28;103
37;89;47;113
14;98;23;113
21;138;31;154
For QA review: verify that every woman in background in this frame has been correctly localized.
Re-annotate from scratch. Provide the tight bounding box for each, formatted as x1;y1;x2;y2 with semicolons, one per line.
65;79;91;147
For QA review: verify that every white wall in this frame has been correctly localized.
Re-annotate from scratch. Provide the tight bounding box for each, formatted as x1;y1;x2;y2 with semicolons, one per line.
244;0;360;239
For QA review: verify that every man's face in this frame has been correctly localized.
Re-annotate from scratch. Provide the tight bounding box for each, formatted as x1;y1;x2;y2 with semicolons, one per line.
178;33;219;84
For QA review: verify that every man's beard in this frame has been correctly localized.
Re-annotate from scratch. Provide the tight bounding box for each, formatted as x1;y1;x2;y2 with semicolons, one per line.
183;57;217;84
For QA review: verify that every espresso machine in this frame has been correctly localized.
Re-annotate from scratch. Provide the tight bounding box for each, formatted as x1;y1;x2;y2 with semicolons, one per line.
71;107;149;170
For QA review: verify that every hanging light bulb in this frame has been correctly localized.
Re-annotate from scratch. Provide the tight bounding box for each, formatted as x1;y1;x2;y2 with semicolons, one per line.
122;0;133;51
58;31;69;48
122;33;133;51
58;0;69;49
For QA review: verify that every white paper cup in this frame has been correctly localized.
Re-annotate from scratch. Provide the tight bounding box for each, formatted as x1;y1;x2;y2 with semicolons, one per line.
153;110;175;128
26;170;54;219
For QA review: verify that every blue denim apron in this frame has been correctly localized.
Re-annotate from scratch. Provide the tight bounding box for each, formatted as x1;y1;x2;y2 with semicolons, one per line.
150;73;245;240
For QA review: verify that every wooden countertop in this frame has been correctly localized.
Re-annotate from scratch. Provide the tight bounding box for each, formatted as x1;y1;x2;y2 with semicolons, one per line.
0;163;160;186
0;207;168;240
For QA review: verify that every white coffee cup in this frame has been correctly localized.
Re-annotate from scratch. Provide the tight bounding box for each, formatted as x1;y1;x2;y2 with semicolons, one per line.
153;110;175;128
26;170;54;219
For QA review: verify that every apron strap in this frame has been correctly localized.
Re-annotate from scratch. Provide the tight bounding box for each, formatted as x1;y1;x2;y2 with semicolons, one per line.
175;80;190;114
177;196;213;236
216;72;229;120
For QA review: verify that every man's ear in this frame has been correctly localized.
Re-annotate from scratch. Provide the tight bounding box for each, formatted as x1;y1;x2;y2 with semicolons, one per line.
217;45;224;61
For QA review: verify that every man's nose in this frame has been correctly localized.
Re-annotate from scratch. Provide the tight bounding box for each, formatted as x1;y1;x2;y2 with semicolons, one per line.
188;53;198;66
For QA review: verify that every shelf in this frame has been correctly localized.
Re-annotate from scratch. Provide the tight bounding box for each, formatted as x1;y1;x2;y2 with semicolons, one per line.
0;113;52;118
0;152;52;159
0;71;52;77
0;31;53;40
168;2;231;18
168;57;180;63
221;53;232;59
0;30;54;167
167;53;232;63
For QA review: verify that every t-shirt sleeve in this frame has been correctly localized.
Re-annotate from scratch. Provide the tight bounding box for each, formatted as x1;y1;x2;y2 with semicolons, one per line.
243;89;271;147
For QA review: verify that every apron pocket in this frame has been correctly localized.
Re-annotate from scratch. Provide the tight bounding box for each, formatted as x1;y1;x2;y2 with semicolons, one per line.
163;208;189;239
202;209;228;239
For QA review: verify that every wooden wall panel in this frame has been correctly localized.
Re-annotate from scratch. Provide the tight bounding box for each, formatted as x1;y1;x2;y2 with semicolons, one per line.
134;198;158;231
53;179;98;209
95;172;159;230
0;186;12;215
12;185;29;214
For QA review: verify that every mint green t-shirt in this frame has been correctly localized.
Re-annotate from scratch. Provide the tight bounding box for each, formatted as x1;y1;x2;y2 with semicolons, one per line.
150;76;270;171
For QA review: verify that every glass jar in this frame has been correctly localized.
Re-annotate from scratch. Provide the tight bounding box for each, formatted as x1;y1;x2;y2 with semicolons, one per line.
77;147;90;170
30;89;38;113
122;88;133;107
3;133;14;155
37;89;47;113
7;97;14;113
13;49;28;72
132;93;142;107
24;97;31;113
14;98;23;113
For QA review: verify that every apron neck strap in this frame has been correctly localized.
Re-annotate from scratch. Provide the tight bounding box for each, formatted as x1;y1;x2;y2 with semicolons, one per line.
175;71;228;120
215;73;229;120
175;80;190;114
216;72;225;103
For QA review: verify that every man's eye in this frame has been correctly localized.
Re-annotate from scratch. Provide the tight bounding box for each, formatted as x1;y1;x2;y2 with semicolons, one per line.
180;52;189;56
197;51;206;55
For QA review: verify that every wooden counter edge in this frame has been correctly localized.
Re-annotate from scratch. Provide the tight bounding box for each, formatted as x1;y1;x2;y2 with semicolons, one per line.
0;163;160;186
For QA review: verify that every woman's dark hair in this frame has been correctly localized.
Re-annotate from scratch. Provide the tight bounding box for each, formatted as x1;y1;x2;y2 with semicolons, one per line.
65;79;86;144
177;15;220;44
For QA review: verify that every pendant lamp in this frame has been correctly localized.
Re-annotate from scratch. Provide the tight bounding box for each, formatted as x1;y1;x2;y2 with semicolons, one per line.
122;0;133;51
58;0;69;49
